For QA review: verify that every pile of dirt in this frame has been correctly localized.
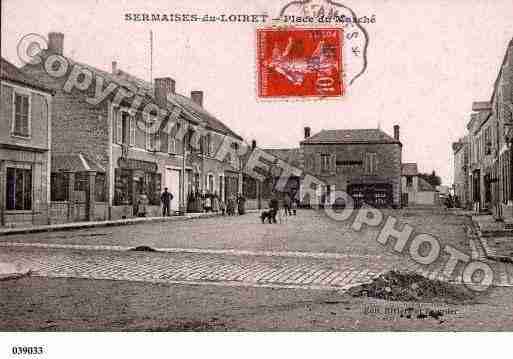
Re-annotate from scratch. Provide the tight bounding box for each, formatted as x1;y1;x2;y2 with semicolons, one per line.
347;270;476;304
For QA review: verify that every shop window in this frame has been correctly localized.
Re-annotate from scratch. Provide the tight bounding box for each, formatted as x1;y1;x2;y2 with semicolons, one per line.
51;172;68;201
12;92;30;137
6;167;32;210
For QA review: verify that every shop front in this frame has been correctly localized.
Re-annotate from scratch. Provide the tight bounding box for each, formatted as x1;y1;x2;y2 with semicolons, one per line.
113;157;161;218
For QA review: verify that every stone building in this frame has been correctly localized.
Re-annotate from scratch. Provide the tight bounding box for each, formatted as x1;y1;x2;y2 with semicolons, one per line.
299;125;402;207
1;57;53;226
452;136;469;207
22;32;244;220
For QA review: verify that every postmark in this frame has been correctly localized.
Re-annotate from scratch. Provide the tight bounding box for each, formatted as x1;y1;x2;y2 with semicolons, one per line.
257;27;344;98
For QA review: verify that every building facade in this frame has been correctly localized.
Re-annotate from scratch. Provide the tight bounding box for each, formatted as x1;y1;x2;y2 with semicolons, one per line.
452;136;469;207
22;32;244;221
299;126;402;208
461;39;513;217
0;57;53;226
401;163;438;206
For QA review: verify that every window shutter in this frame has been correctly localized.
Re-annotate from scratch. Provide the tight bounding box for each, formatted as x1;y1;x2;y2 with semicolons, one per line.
129;115;136;146
116;111;122;144
331;154;336;173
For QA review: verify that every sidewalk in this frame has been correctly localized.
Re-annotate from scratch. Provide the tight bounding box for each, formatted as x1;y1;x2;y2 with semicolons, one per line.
471;215;513;262
0;211;257;237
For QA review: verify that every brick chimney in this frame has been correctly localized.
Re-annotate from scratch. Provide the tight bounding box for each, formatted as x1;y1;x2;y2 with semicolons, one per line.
393;125;400;141
111;61;117;75
251;140;257;150
154;77;175;104
304;126;311;139
48;32;64;55
191;91;203;107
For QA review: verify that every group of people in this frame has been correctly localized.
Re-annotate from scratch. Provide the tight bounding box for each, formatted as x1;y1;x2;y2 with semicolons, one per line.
263;192;298;224
158;188;247;217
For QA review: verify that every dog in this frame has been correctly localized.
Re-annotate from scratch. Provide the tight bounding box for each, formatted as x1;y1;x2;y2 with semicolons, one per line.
260;209;276;224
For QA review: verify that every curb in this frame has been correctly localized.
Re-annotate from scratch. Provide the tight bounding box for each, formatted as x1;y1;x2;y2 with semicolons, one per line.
0;210;262;236
470;217;513;263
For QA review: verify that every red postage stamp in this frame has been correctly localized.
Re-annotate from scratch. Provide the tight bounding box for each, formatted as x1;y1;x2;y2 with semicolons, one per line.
257;27;344;99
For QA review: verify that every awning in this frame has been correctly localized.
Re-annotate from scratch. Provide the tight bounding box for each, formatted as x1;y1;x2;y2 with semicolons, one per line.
52;153;105;173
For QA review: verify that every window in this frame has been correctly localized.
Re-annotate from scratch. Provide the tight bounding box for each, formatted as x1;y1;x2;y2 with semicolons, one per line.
320;154;331;172
145;113;160;151
364;153;378;174
12;92;30;137
116;110;135;145
6;167;32;210
406;176;413;187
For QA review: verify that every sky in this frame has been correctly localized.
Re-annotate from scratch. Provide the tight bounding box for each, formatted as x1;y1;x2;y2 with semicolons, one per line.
2;0;513;185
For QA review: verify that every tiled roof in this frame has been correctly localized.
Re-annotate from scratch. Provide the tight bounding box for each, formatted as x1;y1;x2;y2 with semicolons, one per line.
24;51;242;141
418;177;435;192
301;129;399;145
1;57;53;93
401;163;418;176
52;153;105;172
263;148;303;168
113;67;243;140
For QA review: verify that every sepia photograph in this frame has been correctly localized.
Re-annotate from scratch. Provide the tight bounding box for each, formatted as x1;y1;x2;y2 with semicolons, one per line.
1;0;513;357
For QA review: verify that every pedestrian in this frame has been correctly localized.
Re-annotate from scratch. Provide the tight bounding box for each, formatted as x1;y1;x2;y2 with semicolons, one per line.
204;192;212;212
284;193;292;216
136;191;149;217
160;187;174;216
212;192;220;212
291;197;297;215
237;194;246;215
269;195;279;224
219;198;226;215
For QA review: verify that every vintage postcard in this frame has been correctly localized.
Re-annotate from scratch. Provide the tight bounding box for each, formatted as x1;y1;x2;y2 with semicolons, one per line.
1;0;513;357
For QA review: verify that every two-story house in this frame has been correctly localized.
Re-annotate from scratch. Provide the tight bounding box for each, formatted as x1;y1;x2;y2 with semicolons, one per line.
300;125;402;208
1;57;53;226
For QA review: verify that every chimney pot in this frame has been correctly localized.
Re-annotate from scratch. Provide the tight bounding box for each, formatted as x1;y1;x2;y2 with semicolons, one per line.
154;77;175;104
112;61;117;75
191;91;203;107
393;125;400;141
48;32;64;55
304;126;311;139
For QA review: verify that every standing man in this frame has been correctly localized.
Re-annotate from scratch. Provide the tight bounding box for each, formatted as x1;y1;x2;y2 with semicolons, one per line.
161;187;174;216
269;195;279;224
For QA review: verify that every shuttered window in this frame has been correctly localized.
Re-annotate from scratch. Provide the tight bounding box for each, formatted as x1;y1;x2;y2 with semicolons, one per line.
13;93;30;137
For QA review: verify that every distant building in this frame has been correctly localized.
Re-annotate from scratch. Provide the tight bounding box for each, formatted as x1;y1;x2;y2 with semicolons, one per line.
0;57;53;226
452;136;469;207
299;125;402;207
401;163;439;206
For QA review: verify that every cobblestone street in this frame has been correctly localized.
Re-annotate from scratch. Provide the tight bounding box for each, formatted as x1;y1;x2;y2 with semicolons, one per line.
2;208;513;330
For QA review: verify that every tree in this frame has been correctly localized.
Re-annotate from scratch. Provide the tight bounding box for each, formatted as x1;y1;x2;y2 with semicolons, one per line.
418;171;441;187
